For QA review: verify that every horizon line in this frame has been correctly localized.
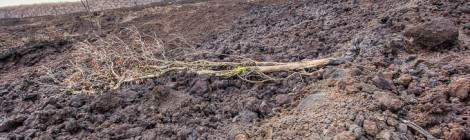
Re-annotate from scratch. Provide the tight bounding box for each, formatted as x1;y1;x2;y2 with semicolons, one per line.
0;0;80;8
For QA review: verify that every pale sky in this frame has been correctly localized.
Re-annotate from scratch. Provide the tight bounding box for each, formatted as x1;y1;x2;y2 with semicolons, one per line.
0;0;80;7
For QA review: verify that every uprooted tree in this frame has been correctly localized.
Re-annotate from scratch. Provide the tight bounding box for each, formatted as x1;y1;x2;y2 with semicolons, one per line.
64;28;344;94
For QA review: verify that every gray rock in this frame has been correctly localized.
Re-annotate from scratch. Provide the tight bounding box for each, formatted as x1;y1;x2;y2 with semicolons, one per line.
397;123;408;133
127;127;144;137
323;68;346;79
363;120;379;135
0;115;27;132
457;3;470;14
372;76;394;90
0;89;8;97
189;79;209;94
275;94;292;106
298;91;328;111
386;117;399;126
349;124;364;138
70;95;86;108
21;93;38;101
376;92;403;111
360;83;380;94
465;23;470;30
91;93;122;113
234;133;248;140
448;76;469;100
376;130;392;140
333;131;355;140
445;125;465;140
236;110;258;123
24;129;39;139
429;127;443;138
141;130;158;140
64;119;80;133
355;115;365;126
328;58;347;65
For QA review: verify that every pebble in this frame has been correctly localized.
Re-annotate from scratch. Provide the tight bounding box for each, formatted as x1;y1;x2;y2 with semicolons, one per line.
363;120;379;135
386;118;399;126
383;72;394;81
323;68;347;79
298;91;327;111
345;84;361;94
0;89;8;97
70;95;86;108
429;127;443;138
390;132;401;140
397;123;408;133
397;74;412;86
348;124;364;138
0;115;27;132
21;93;38;101
91;93;122;113
308;133;322;140
234;134;247;140
406;85;423;95
64;119;79;132
189;79;209;94
355;115;365;126
372;76;394;90
236;110;258;123
360;83;380;94
275;94;292;106
465;23;470;30
376;130;392;140
333;131;356;140
457;4;470;14
445;127;465;140
448;77;469;100
376;92;403;111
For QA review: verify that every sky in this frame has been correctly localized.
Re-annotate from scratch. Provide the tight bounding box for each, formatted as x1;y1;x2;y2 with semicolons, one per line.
0;0;80;7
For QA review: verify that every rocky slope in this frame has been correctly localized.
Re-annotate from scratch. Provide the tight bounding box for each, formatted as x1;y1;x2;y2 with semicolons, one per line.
0;0;469;139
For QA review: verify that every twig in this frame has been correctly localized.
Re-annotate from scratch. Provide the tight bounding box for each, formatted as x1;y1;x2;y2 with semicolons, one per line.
400;119;440;140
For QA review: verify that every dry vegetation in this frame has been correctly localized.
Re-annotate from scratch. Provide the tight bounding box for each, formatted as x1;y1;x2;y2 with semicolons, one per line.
65;26;341;94
0;0;163;19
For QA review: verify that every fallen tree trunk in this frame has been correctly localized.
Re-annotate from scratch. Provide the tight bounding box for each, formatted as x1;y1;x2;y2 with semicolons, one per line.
114;58;343;89
196;58;335;76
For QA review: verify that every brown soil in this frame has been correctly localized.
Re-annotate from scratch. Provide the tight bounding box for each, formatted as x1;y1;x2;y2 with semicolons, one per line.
0;0;469;139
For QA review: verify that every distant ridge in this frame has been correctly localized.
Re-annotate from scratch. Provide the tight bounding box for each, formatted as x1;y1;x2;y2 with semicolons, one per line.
0;0;80;8
0;0;163;19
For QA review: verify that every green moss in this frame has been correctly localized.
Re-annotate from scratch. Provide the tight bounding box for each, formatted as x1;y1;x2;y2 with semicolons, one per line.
233;66;248;74
218;66;249;77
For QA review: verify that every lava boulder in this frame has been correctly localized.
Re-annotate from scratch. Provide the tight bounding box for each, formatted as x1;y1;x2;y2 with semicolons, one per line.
404;18;459;52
